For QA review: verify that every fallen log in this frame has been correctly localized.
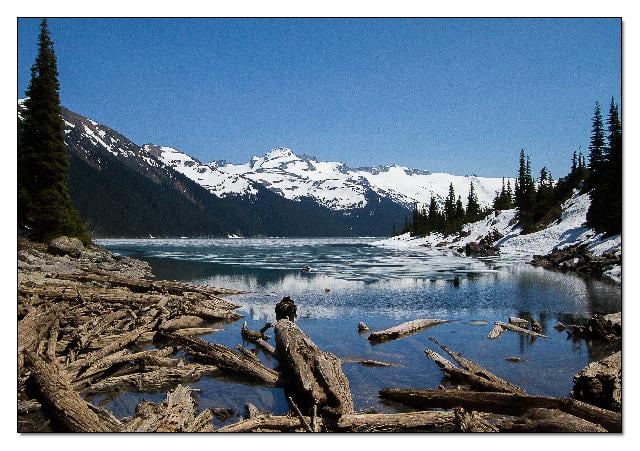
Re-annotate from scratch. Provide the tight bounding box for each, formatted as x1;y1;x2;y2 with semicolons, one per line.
160;331;279;385
487;323;505;339
379;388;621;432
25;351;119;432
74;347;175;384
428;337;524;393
572;351;621;411
18;399;42;415
122;384;215;432
172;327;222;337
241;322;277;357
508;317;529;328
218;414;318;433
159;315;206;331
185;305;242;322
81;364;222;394
336;410;458;432
68;315;162;377
495;408;607;432
368;319;449;343
453;407;499;432
488;321;549;339
275;319;354;417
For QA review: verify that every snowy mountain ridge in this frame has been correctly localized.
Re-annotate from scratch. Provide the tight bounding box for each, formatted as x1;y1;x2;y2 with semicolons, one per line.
150;145;511;211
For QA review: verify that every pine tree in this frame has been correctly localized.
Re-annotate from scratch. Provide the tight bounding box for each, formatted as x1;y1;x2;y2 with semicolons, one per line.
19;19;88;243
443;183;456;235
455;195;465;229
466;181;480;222
585;102;606;191
587;98;622;234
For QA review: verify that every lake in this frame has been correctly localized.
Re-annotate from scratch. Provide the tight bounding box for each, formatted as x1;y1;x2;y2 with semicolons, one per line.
95;238;621;426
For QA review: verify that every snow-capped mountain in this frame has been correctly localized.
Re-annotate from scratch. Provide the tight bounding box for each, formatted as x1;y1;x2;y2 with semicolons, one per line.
149;145;510;211
18;99;512;237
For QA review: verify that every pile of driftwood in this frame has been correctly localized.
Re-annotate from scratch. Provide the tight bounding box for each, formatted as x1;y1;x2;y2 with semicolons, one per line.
17;238;622;433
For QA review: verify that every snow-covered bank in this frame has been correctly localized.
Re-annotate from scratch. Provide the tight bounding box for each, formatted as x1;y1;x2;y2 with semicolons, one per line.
372;191;621;282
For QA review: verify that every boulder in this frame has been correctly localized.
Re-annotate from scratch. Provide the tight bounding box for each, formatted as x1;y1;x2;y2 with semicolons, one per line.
48;236;84;258
572;351;621;412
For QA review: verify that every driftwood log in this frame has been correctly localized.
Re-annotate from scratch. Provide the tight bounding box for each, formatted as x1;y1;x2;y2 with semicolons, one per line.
368;319;448;343
487;321;549;339
495;408;607;432
122;384;215;432
159;331;279;385
25;351;120;432
379;388;621;432
241;322;277;357
426;337;524;394
275;319;354;417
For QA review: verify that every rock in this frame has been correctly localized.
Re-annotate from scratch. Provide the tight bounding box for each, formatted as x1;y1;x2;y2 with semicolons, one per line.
505;357;525;363
569;312;621;343
275;296;297;322
48;236;84;258
357;322;370;332
572;351;621;411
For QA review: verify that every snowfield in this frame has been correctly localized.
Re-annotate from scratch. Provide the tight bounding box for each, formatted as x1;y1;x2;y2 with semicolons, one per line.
372;190;621;283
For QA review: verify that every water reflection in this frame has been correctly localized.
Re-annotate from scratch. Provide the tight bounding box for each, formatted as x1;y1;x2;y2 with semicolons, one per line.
97;238;621;418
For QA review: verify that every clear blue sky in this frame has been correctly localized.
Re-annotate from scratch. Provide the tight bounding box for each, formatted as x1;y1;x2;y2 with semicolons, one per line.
17;18;620;178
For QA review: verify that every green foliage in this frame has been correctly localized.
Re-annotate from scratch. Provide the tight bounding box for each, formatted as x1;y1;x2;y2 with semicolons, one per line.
492;178;514;210
18;19;88;243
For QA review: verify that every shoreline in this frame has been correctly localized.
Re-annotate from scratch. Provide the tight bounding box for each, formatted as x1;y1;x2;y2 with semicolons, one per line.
17;237;621;432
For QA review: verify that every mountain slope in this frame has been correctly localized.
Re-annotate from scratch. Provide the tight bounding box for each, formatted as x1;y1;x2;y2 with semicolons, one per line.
153;146;509;211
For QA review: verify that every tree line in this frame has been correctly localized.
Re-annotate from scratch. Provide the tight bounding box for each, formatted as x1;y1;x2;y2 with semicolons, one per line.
398;98;621;238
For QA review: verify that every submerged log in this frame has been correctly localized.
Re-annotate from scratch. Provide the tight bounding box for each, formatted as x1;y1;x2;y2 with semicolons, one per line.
379;388;621;432
368;319;448;343
275;319;354;417
159;315;206;331
486;323;505;339
160;332;279;385
122;384;215;432
74;347;175;384
572;351;621;412
25;351;119;432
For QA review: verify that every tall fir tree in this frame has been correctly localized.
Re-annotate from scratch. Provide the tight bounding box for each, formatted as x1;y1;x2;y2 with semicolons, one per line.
466;181;481;222
19;19;88;242
587;98;622;234
585;102;606;192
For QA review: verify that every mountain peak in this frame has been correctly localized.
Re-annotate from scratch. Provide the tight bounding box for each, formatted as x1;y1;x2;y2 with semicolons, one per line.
263;147;296;160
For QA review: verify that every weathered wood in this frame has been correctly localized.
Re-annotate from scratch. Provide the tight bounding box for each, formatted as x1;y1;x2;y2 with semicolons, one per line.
82;364;222;393
508;317;529;328
359;359;394;367
368;319;448;343
495;408;607;432
486;323;505;339
336;410;458;432
453;407;499;432
428;337;524;393
424;349;456;370
185;305;242;321
25;351;118;432
74;347;175;384
275;319;354;417
572;351;621;411
379;388;621;432
288;396;314;432
357;322;370;332
68;315;162;377
241;322;277;357
159;315;206;331
122;385;215;432
160;331;279;385
172;327;222;337
218;415;319;432
491;321;549;339
18;399;42;415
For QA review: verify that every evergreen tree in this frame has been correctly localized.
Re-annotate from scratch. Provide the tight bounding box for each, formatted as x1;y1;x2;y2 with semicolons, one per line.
585;102;606;191
455;195;466;229
443;183;457;235
466;181;481;222
19;19;88;242
587;98;622;234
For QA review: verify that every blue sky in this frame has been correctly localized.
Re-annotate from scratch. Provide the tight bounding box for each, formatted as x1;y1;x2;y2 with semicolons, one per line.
17;18;620;178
